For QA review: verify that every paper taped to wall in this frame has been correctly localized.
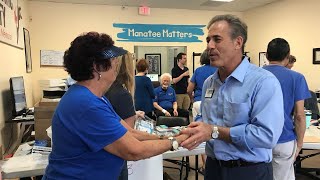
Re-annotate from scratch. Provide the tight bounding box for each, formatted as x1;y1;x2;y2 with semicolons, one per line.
40;50;64;66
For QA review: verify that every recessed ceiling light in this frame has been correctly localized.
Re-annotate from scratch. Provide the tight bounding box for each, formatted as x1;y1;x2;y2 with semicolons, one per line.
210;0;234;2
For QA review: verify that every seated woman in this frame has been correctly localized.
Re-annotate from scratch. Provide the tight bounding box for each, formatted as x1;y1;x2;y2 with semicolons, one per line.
153;73;189;121
134;59;156;119
42;32;189;180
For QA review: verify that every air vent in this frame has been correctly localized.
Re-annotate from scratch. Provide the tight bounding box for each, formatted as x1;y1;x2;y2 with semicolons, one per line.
200;1;229;7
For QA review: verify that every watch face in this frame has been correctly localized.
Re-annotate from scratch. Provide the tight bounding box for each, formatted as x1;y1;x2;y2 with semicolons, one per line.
212;126;219;139
173;141;179;150
212;132;218;139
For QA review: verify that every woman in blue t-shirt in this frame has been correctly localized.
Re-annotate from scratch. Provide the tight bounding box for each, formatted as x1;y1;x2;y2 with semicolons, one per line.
43;32;189;180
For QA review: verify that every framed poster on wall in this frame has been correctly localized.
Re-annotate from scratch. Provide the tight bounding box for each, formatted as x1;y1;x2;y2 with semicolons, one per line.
0;0;24;48
145;53;161;75
23;28;32;73
259;52;268;67
313;48;320;64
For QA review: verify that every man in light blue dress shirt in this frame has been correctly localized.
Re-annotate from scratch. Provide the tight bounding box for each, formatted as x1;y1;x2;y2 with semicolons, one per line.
181;14;284;180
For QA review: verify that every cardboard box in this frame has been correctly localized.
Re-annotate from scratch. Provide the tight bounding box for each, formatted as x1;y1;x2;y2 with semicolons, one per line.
34;100;58;141
38;101;59;107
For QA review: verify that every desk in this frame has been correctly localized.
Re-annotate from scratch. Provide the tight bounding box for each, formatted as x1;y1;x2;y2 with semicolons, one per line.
295;126;320;179
3;126;318;179
5;118;34;156
1;145;205;179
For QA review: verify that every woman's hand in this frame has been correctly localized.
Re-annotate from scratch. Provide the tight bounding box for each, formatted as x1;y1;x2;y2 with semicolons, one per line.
164;111;171;116
173;109;178;116
175;133;190;145
135;111;145;118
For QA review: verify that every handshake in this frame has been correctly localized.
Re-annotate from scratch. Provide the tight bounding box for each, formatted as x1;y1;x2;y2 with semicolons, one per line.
174;121;215;150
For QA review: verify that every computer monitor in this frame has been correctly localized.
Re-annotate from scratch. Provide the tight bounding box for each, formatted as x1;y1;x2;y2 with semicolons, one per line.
9;76;27;117
145;74;159;82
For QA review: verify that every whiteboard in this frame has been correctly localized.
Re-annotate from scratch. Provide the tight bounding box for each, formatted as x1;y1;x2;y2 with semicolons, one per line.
40;50;64;66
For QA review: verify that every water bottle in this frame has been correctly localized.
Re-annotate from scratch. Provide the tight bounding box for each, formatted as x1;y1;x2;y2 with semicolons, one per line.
304;110;312;129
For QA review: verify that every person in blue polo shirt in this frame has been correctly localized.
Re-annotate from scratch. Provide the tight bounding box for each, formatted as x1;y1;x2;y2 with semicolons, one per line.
187;49;217;120
153;73;189;120
263;38;311;180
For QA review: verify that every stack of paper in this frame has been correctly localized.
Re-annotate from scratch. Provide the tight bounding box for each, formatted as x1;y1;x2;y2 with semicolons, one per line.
39;79;66;91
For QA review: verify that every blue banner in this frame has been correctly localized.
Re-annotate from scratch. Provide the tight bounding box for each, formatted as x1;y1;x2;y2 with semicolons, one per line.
113;23;205;42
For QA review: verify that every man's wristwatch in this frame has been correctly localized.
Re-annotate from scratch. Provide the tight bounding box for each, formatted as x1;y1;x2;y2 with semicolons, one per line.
211;125;219;139
168;137;179;151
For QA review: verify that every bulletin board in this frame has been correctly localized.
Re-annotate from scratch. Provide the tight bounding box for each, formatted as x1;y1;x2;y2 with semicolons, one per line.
40;50;64;67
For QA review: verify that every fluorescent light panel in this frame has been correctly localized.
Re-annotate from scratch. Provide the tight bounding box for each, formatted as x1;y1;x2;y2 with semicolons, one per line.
210;0;234;2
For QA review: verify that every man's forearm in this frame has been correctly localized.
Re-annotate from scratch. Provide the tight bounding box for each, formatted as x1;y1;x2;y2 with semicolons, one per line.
294;114;306;147
173;74;184;84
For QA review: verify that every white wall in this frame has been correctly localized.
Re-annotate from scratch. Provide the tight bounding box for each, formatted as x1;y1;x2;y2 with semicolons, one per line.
244;0;320;91
0;0;30;152
28;1;243;103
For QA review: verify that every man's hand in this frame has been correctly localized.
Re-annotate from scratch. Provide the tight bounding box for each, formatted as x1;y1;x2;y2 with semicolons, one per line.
180;122;212;150
173;109;178;116
295;145;302;159
183;70;190;77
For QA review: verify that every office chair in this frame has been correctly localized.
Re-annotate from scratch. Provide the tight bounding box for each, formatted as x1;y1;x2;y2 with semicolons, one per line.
152;81;161;88
304;90;320;120
156;116;190;180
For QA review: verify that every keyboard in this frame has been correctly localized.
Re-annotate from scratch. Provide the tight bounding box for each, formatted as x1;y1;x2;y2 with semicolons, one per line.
12;115;34;121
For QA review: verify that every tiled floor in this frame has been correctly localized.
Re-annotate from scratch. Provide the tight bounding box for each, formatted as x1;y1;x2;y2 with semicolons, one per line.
163;151;320;180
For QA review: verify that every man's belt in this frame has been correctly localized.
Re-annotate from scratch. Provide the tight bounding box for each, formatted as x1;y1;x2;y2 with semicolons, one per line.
214;159;264;168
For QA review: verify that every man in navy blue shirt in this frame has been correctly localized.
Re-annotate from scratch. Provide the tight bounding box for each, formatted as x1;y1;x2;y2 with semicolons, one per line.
263;38;310;180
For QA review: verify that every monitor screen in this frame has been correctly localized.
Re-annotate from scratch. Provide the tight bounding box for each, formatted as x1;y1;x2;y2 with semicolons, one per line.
9;76;27;116
145;74;159;82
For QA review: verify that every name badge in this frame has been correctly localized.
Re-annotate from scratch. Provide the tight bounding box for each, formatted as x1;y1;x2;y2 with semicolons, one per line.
205;88;214;98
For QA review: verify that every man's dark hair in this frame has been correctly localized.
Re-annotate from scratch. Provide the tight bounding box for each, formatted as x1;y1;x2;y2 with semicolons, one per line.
64;32;114;81
176;52;186;61
207;14;247;53
267;38;290;62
